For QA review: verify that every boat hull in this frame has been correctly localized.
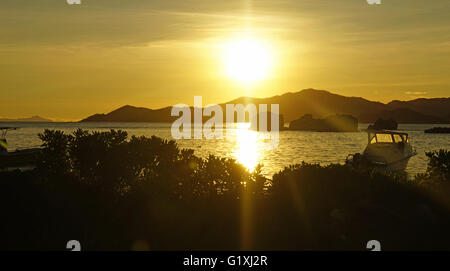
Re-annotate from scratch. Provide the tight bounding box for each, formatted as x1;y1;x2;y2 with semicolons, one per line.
371;155;412;171
363;142;415;171
346;150;415;172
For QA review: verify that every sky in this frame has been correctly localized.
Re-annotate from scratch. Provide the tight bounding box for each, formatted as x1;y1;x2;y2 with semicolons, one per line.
0;0;449;121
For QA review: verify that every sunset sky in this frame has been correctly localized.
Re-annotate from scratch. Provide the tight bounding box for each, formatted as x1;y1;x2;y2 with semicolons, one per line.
1;0;449;120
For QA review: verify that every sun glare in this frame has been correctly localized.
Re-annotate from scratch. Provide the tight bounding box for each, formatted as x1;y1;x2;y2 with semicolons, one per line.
234;123;260;172
223;38;272;84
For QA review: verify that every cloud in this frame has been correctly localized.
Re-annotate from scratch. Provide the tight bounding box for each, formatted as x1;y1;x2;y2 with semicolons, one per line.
1;0;449;49
405;91;428;95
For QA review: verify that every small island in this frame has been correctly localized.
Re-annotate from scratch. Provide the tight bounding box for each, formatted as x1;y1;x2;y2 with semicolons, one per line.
288;114;358;132
424;127;450;134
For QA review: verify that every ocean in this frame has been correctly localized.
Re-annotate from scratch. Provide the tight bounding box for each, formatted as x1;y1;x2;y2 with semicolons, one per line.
2;122;449;178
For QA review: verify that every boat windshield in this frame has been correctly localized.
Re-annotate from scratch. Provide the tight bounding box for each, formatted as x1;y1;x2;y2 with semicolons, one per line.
393;134;404;143
377;134;394;143
368;132;407;144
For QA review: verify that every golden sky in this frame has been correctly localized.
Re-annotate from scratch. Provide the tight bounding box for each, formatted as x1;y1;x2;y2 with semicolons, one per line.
1;0;449;120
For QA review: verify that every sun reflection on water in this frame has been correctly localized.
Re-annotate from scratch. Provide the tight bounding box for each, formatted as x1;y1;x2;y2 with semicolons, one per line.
233;123;260;172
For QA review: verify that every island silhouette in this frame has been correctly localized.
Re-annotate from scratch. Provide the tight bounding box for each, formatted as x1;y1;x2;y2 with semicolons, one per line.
81;89;450;124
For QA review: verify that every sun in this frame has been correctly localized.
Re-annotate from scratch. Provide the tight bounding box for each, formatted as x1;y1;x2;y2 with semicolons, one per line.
223;38;272;84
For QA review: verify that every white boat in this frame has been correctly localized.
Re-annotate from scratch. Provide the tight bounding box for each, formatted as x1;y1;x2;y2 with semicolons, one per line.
346;129;417;171
0;127;40;169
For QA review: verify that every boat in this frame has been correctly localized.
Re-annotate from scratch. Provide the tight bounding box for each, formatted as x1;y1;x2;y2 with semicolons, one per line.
0;127;41;170
346;129;417;171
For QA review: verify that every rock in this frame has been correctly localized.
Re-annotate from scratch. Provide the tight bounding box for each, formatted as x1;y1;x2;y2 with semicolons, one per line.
367;118;398;130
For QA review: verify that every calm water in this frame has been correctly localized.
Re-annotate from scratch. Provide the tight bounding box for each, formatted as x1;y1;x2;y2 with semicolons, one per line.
2;122;449;178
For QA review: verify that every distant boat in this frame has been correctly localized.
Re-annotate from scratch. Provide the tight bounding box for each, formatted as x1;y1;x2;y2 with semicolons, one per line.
0;127;41;170
346;129;416;171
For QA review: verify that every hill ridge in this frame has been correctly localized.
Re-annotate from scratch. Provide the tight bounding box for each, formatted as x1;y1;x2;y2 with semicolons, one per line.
80;89;450;124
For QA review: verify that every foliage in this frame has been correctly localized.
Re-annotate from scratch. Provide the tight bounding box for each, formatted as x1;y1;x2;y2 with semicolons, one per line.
36;129;268;199
1;129;450;250
424;149;450;182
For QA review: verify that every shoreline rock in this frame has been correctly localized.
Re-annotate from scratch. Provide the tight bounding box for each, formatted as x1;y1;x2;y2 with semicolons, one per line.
367;118;398;130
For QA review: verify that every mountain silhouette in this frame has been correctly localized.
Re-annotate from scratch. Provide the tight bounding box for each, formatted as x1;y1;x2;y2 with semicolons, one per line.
81;89;450;124
0;115;53;122
387;98;450;118
360;108;447;124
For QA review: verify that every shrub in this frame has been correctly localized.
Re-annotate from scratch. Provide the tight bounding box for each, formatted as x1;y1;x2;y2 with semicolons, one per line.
36;129;268;199
1;130;449;250
424;150;450;182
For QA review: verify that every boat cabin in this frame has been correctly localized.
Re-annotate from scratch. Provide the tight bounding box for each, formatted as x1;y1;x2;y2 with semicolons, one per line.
362;129;415;169
346;129;416;171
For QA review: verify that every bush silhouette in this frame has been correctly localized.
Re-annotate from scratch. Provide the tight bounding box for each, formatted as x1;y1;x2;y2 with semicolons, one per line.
1;129;450;250
424;150;450;182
